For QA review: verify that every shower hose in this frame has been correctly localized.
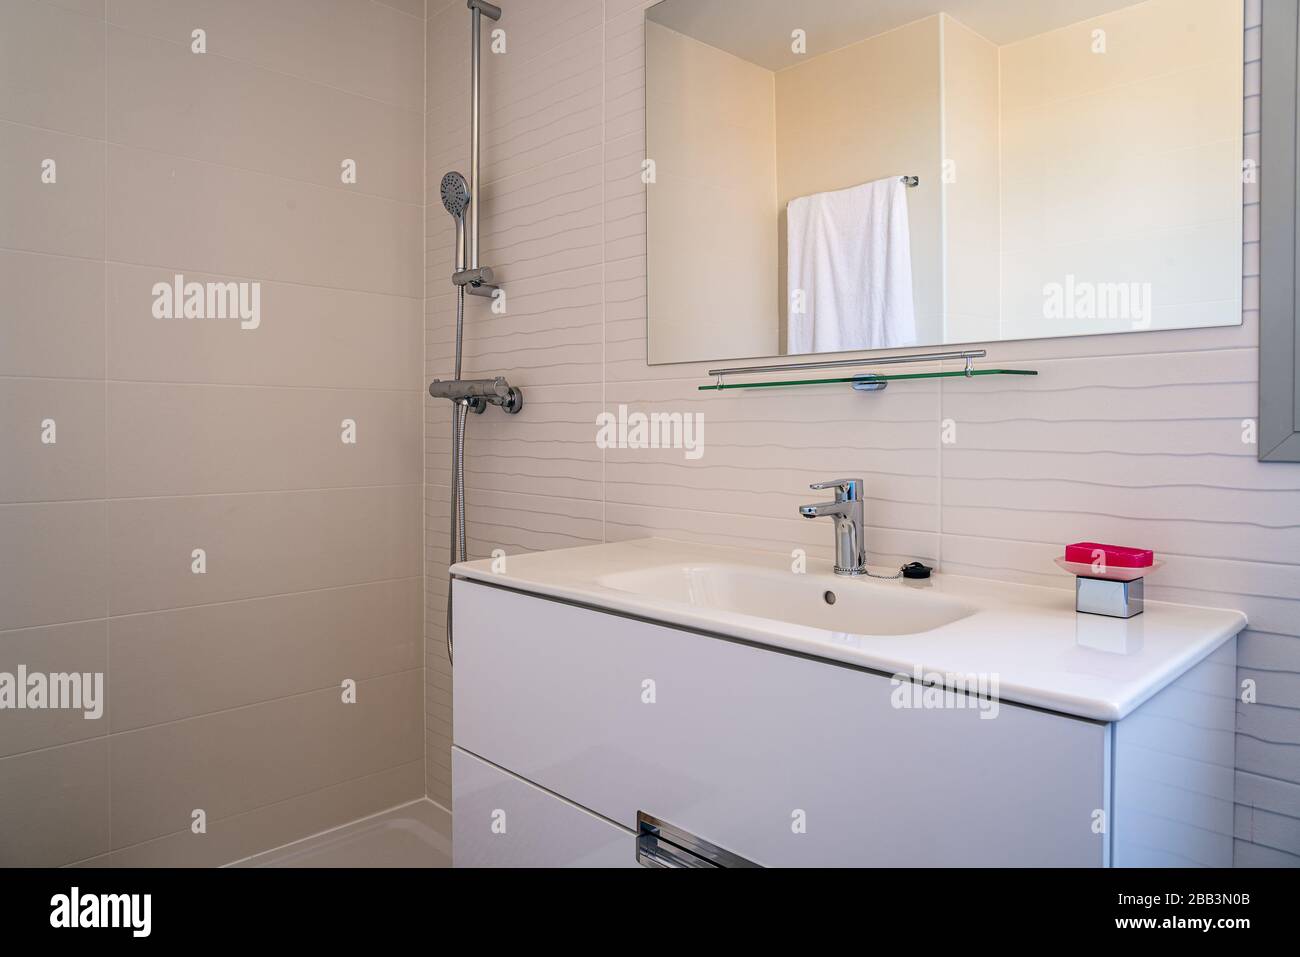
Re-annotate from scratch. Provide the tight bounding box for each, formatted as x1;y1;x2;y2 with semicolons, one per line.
447;285;468;665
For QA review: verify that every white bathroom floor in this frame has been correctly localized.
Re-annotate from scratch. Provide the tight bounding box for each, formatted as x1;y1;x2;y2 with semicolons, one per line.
227;799;452;868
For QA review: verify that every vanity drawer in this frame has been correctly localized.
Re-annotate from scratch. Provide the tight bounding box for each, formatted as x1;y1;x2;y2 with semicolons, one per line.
453;579;1109;867
452;747;639;867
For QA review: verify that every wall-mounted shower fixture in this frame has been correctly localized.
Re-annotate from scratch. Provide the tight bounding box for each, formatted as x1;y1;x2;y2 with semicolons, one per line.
430;0;523;667
441;171;470;274
452;0;503;298
429;375;524;414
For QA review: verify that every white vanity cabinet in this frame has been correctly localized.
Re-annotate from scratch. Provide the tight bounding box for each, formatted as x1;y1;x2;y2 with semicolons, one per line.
451;579;1237;868
452;748;639;868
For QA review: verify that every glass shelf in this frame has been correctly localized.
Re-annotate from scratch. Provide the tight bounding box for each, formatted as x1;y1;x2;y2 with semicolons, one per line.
698;369;1038;392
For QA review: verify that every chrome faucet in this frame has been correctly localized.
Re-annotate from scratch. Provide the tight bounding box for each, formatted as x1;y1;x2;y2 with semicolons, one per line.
799;478;867;576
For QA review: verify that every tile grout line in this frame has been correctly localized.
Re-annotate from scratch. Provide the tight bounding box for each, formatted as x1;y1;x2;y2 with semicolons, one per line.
0;118;423;208
2;481;429;508
0;574;426;638
108;666;427;741
102;0;111;855
0;244;426;301
421;0;429;803
102;18;426;116
372;0;428;24
1;666;427;763
60;759;431;867
1;374;433;395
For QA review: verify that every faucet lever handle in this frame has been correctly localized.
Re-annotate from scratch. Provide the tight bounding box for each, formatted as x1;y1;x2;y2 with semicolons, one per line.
808;478;863;501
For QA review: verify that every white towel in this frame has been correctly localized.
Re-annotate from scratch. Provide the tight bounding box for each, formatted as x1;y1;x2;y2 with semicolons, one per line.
786;177;917;354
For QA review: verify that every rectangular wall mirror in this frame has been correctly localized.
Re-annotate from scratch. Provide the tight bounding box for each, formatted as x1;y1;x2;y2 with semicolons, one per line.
644;0;1246;365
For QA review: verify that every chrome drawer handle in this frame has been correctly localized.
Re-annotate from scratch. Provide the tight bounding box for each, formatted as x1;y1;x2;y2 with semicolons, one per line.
634;811;760;868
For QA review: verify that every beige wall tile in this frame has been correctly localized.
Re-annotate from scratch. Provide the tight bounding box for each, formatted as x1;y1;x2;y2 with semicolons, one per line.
44;0;106;16
423;382;602;497
426;262;604;383
107;485;422;615
425;2;468;126
469;152;606;298
1;0;427;868
427;742;450;808
107;0;425;111
0;122;104;259
0;250;105;379
109;578;421;731
106;263;421;390
107;144;422;297
939;352;1300;567
106;382;421;497
377;0;425;19
0;501;108;630
108;669;423;848
475;25;604;187
429;487;604;558
108;26;422;204
0;378;106;503
0;0;105;137
0;619;108;757
0;739;109;866
73;760;424;867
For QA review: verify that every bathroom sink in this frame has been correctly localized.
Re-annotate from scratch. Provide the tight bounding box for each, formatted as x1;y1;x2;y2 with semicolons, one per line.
451;537;1248;720
596;563;975;637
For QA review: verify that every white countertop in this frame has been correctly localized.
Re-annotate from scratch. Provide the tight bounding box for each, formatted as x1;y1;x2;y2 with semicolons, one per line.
452;538;1247;722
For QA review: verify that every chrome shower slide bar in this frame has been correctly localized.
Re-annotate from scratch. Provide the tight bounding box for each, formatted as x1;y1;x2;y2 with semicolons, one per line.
468;0;501;273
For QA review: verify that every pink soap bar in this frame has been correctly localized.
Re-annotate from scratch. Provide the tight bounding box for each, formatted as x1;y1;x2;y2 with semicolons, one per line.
1065;542;1154;568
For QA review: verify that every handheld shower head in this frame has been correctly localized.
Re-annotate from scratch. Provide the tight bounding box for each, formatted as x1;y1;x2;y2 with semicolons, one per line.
441;171;471;273
440;171;471;220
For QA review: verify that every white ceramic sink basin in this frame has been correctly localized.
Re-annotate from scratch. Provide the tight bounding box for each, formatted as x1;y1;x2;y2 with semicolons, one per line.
451;537;1248;720
597;563;976;636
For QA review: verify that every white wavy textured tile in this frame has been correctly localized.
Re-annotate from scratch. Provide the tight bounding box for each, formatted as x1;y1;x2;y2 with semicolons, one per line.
424;0;1300;862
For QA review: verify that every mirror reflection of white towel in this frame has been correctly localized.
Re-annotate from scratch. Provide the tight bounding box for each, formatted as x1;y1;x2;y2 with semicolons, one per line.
786;177;917;354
